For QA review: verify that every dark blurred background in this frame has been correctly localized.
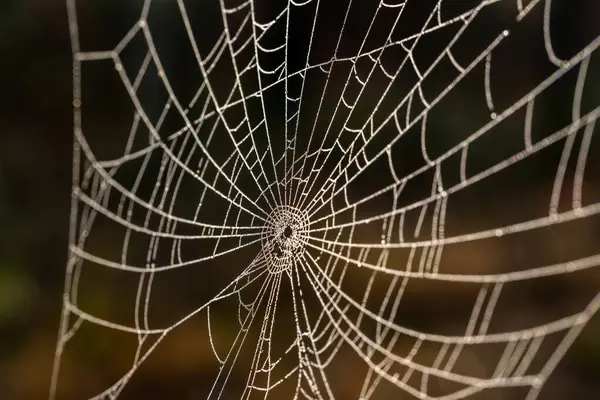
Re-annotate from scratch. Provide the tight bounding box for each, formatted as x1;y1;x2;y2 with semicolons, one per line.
1;0;600;399
0;0;74;397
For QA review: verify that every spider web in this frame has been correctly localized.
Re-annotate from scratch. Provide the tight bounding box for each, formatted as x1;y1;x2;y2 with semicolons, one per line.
51;0;600;399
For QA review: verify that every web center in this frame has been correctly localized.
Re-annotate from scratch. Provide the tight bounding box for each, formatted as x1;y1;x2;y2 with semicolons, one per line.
261;206;310;275
283;225;294;239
